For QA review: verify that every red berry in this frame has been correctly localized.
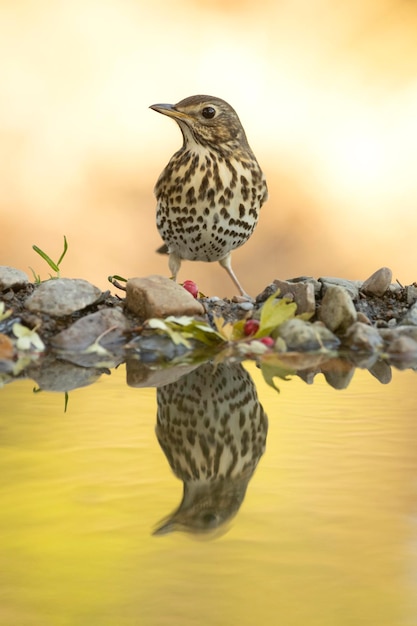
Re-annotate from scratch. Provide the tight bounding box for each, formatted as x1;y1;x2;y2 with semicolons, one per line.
259;336;274;347
182;280;199;298
243;319;260;336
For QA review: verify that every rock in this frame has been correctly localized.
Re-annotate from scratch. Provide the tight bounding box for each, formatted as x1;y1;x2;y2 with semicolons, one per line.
379;325;417;343
28;356;106;391
399;301;417;326
51;308;129;351
368;360;392;385
361;267;392;297
387;335;417;369
318;285;357;333
0;266;29;291
343;322;384;352
125;275;205;319
319;277;361;300
320;358;355;390
126;358;200;387
25;278;102;316
278;318;339;351
272;279;316;315
406;285;417;305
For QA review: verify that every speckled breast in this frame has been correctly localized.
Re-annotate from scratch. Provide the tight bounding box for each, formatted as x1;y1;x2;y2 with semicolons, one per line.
154;148;267;262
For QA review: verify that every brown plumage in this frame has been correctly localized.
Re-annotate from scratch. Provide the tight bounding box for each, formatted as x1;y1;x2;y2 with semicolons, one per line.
154;362;268;535
150;95;268;296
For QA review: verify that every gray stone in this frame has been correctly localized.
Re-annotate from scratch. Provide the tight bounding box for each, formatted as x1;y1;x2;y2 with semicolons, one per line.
321;358;355;389
379;325;417;343
126;358;200;387
284;276;322;295
51;308;128;351
387;335;417;369
278;318;339;351
406;285;417;305
0;266;29;291
318;285;357;333
25;278;102;316
399;301;417;326
368;360;392;385
319;277;361;300
28;356;105;391
272;279;316;315
361;267;392;297
343;322;384;352
125;275;205;319
237;300;254;312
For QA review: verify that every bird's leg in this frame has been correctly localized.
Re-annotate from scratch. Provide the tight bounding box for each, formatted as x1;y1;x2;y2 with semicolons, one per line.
218;254;251;299
168;252;182;281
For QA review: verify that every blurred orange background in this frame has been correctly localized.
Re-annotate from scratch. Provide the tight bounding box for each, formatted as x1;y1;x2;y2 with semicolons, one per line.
1;0;416;297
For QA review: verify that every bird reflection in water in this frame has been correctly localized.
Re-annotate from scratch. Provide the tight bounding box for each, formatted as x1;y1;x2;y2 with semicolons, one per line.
154;362;268;535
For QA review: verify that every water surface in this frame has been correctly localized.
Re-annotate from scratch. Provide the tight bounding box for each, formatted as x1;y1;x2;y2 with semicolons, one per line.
1;363;416;626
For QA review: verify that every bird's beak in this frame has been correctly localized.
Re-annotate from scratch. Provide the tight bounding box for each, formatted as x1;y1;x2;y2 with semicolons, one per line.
150;103;189;120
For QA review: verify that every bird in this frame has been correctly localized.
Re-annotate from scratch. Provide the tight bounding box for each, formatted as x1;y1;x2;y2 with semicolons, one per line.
150;95;268;297
153;361;268;535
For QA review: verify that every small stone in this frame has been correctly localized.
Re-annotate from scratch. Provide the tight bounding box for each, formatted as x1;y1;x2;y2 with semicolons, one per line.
272;279;315;315
125;275;204;319
51;308;128;351
126;358;199;387
379;325;417;344
25;278;102;316
319;277;361;300
399;301;417;326
0;266;29;291
318;285;357;333
321;358;355;390
278;318;339;351
361;267;392;297
28;356;105;391
406;285;417;305
368;360;392;385
387;335;417;369
343;322;384;352
237;300;254;312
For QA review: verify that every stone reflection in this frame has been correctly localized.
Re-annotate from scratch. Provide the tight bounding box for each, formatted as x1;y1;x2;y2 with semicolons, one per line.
154;362;268;535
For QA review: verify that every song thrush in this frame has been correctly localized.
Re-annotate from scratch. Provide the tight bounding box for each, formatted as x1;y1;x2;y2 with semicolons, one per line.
150;95;268;296
154;362;268;535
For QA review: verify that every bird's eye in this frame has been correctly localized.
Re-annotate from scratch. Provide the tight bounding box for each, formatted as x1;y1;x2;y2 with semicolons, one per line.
202;106;216;119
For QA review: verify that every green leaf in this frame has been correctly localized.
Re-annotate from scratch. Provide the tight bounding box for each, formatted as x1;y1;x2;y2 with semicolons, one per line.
57;235;68;266
259;358;294;393
32;245;60;272
255;292;297;338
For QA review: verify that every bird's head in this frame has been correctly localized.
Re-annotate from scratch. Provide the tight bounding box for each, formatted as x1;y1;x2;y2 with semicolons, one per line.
150;94;250;151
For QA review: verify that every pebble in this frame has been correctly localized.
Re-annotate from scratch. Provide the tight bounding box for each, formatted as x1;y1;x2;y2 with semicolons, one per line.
361;267;392;297
318;285;357;333
28;355;105;391
126;358;199;388
319;277;361;300
321;358;355;390
51;308;128;351
125;275;205;319
406;285;417;305
387;335;417;368
0;266;29;291
278;318;339;351
272;279;316;315
343;321;384;352
368;360;392;385
25;278;102;316
237;300;254;312
399;301;417;326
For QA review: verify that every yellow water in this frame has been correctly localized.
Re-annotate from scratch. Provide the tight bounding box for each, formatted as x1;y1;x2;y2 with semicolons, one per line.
1;363;417;626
